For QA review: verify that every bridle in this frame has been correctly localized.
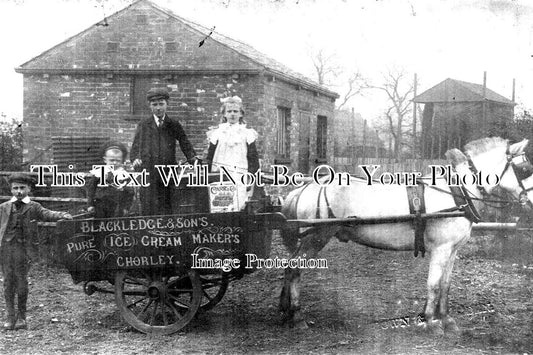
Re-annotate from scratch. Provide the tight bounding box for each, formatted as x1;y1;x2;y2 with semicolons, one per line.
466;144;533;208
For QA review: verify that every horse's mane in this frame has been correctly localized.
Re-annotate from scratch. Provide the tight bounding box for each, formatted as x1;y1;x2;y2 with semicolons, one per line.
464;137;507;156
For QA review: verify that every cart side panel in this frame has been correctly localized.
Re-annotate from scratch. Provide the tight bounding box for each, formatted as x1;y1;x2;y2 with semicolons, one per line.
56;212;268;279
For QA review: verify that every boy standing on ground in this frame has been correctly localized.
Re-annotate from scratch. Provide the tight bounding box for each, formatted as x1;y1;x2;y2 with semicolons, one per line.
0;173;72;330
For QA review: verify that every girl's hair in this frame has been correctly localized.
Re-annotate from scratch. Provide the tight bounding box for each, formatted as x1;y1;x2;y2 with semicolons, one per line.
220;96;245;123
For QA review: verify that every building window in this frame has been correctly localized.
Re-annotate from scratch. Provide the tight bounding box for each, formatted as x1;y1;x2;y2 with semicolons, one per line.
131;77;153;116
107;42;119;52
317;115;327;160
277;107;291;158
165;42;177;52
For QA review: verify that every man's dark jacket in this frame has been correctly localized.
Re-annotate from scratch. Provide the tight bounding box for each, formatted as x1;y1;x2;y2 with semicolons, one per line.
130;114;197;168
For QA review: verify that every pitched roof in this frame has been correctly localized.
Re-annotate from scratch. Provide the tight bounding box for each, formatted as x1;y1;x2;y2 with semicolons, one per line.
16;0;337;98
413;78;515;105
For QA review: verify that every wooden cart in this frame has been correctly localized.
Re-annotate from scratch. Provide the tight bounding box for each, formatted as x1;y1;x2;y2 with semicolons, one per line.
56;178;273;335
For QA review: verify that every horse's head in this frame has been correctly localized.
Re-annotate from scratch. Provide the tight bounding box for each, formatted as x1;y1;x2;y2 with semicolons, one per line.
464;137;533;208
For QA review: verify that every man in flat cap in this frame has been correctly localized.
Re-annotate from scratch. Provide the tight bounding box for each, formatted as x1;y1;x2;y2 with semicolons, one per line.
131;87;200;215
0;173;72;330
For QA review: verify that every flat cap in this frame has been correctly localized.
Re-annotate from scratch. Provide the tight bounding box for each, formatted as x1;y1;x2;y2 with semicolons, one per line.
100;140;128;159
146;87;170;101
8;172;35;185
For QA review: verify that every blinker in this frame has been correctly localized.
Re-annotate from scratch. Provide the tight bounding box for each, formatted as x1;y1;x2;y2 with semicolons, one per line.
519;191;529;205
511;154;533;180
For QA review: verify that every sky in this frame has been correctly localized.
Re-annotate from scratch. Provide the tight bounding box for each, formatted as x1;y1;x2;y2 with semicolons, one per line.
0;0;532;124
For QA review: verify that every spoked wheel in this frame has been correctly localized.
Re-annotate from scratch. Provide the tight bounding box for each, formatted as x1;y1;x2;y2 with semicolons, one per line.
114;269;202;335
199;273;230;311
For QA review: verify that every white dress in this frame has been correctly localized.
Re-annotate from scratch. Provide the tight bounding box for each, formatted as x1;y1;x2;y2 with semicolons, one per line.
207;123;258;210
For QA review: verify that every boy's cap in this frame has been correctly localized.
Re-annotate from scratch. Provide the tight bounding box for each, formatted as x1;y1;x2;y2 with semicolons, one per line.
100;140;128;158
146;88;170;101
8;173;35;185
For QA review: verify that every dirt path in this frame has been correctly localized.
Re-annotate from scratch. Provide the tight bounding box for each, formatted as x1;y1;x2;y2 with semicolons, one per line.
1;235;532;354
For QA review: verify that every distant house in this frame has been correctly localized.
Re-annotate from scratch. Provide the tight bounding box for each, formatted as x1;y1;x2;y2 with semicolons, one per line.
334;109;386;159
15;0;337;174
413;78;515;158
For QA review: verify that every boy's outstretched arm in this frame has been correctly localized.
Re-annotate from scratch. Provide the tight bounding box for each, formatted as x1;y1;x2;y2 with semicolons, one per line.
32;202;72;221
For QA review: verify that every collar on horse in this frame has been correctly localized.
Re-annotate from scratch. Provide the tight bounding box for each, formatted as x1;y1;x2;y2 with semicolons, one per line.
408;142;533;257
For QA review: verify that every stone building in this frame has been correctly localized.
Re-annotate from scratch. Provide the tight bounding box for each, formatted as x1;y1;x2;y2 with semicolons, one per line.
16;0;337;174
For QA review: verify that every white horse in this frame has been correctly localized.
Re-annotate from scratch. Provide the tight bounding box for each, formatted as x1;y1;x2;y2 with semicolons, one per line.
279;137;533;334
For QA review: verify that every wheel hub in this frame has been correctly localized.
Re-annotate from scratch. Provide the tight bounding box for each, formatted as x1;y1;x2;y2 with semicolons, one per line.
147;281;167;300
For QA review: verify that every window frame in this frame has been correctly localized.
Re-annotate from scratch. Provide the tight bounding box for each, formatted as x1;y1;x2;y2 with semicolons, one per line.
276;106;291;160
129;76;153;118
316;115;328;161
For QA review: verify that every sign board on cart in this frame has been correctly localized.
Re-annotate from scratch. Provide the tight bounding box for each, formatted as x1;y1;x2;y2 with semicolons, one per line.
56;212;271;279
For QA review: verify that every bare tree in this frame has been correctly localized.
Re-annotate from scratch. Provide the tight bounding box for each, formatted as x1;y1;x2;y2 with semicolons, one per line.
0;117;23;171
308;47;368;109
336;71;367;110
310;48;341;86
371;70;414;160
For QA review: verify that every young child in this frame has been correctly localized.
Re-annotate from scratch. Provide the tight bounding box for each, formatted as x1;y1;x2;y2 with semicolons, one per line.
0;173;72;330
86;141;135;218
206;96;260;210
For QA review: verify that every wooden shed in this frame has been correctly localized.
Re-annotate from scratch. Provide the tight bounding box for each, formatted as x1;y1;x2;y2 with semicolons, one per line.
413;78;515;158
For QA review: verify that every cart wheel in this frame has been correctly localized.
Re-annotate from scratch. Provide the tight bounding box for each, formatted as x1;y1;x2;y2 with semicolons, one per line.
199;274;229;311
114;270;202;335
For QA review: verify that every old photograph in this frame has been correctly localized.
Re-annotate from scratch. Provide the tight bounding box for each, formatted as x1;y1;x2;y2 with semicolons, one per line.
0;0;532;353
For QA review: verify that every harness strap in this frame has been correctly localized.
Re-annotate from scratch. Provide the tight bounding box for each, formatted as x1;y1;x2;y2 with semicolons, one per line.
449;185;482;223
316;186;336;219
406;185;426;257
290;183;311;219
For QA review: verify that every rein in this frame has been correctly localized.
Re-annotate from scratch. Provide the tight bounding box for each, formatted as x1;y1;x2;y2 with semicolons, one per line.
465;143;533;209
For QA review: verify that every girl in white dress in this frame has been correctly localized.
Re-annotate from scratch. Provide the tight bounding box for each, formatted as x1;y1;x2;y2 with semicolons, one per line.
206;96;259;210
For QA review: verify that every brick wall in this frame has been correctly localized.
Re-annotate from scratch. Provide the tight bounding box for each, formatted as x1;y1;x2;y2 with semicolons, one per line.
22;73;266;165
20;0;337;174
23;74;134;164
261;77;335;175
22;2;258;72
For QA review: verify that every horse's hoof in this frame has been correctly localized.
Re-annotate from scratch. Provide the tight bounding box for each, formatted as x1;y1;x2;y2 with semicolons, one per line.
280;311;291;324
443;317;461;334
291;319;309;330
426;319;444;335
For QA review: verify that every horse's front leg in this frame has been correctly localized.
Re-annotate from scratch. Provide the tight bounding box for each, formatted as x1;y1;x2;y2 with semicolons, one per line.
423;245;452;335
279;229;331;329
438;249;461;334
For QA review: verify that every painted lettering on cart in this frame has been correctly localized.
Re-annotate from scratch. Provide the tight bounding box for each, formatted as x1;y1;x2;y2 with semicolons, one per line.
116;255;179;267
66;236;96;253
191;233;240;244
102;234;183;250
79;216;209;233
62;214;249;271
